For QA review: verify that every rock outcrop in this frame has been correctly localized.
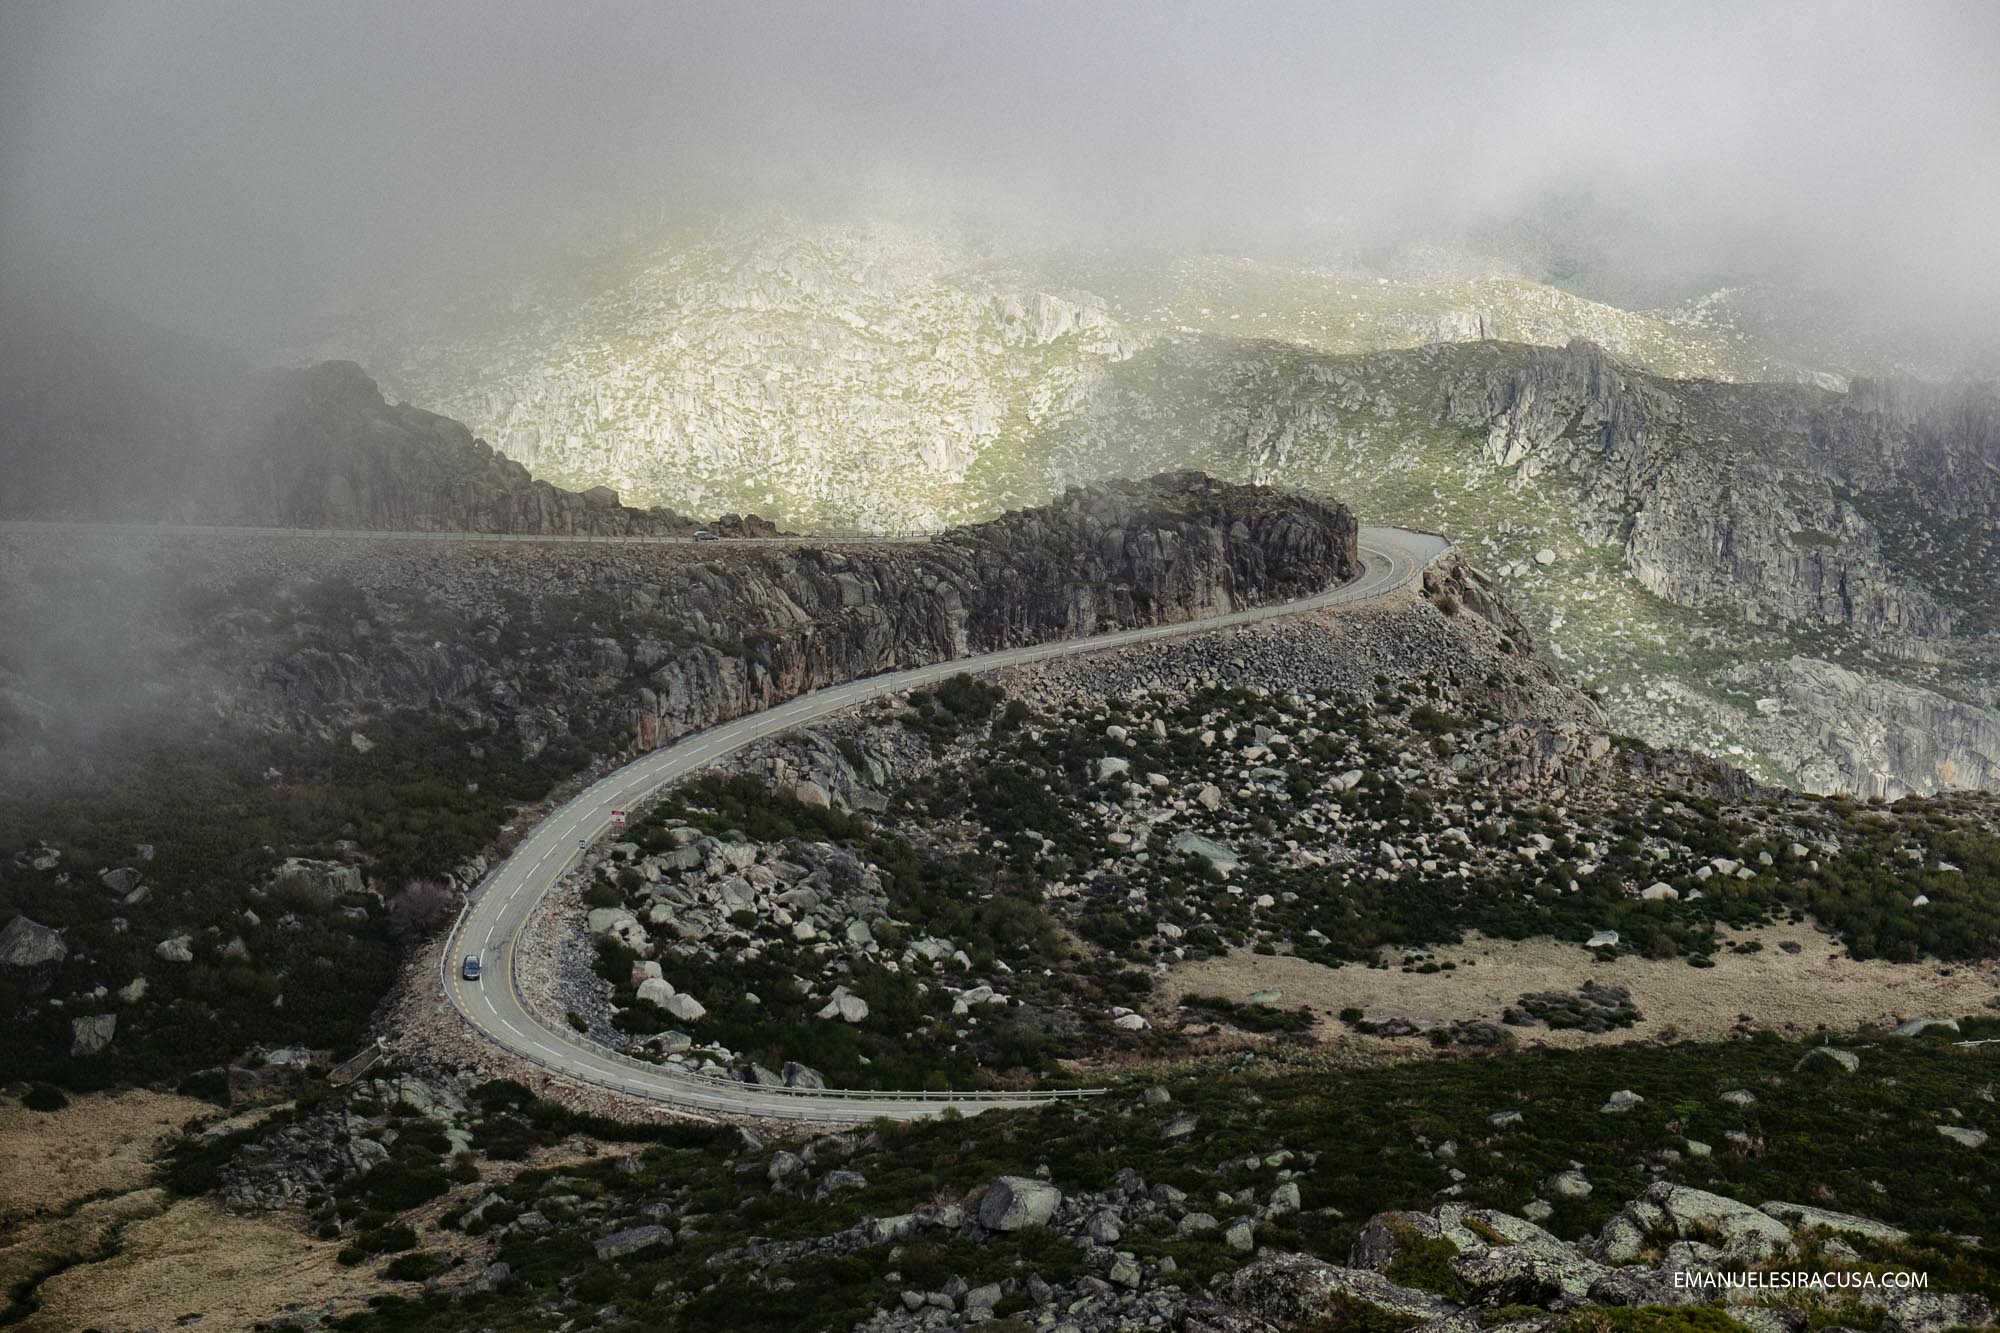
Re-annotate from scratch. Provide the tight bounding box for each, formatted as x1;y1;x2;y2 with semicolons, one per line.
1723;655;2000;797
1442;340;1979;640
3;474;1358;766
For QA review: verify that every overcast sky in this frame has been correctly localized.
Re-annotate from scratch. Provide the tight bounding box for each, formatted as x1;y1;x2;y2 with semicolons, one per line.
4;1;1997;340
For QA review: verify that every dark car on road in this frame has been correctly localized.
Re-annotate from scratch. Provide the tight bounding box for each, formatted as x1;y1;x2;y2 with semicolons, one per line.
693;530;719;541
461;954;482;981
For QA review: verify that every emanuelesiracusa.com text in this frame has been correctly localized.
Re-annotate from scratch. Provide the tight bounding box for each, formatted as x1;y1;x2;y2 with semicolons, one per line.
1675;1271;1927;1291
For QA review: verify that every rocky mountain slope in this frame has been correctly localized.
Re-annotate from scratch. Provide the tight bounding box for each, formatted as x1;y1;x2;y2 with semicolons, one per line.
536;552;1998;1096
20;965;1992;1331
1048;336;1998;798
319;215;1947;536
0;474;1355;1088
306;216;1999;800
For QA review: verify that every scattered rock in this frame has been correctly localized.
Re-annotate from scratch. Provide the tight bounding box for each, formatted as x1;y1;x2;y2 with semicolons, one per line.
1794;1046;1860;1075
977;1176;1062;1231
662;993;707;1022
1217;1255;1459;1325
1546;1170;1593;1201
1758;1201;1908;1243
816;1169;867;1198
593;1224;672;1261
69;1012;116;1056
817;990;869;1024
1597;1183;1792;1263
1891;1017;1960;1038
0;915;66;969
1171;831;1240;874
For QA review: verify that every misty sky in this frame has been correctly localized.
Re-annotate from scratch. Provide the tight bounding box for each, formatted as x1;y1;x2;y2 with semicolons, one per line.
4;1;1997;340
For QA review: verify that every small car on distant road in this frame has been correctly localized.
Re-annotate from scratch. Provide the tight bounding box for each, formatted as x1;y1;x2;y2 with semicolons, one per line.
693;530;719;541
461;954;482;981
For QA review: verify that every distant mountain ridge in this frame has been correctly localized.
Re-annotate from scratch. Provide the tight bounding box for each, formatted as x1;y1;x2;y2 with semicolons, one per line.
316;216;1920;535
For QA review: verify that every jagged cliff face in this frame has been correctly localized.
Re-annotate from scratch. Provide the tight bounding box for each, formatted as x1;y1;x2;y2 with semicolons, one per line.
1438;341;1992;641
931;473;1356;648
0;476;1357;764
1420;343;1998;797
1095;338;1997;799
1723;656;2000;797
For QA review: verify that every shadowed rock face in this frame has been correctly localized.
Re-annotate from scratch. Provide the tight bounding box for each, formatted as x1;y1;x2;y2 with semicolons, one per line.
934;472;1357;648
258;474;1353;750
0;473;1360;763
0;914;67;969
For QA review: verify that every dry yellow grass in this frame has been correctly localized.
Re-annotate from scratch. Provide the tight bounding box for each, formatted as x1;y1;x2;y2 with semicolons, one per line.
0;1187;165;1313
1162;920;2000;1051
0;1090;209;1226
19;1198;382;1333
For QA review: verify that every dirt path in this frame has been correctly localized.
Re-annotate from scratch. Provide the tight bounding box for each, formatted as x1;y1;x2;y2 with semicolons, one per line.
1162;920;2000;1050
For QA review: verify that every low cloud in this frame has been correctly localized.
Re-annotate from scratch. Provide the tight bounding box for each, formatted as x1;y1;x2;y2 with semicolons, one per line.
2;1;1996;344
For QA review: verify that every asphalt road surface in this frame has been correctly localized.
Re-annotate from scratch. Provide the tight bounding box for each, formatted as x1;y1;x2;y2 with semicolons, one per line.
442;525;1450;1122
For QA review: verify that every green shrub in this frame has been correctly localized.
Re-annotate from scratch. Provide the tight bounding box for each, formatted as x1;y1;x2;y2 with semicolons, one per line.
1181;994;1315;1034
382;1251;446;1282
1381;1222;1461;1297
22;1082;69;1112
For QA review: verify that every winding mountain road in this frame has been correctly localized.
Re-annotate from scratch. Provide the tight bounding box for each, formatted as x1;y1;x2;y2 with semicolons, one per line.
441;525;1450;1122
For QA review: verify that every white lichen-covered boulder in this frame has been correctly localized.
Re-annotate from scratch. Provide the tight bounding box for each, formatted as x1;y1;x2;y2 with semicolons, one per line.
1596;1183;1793;1263
976;1176;1062;1231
